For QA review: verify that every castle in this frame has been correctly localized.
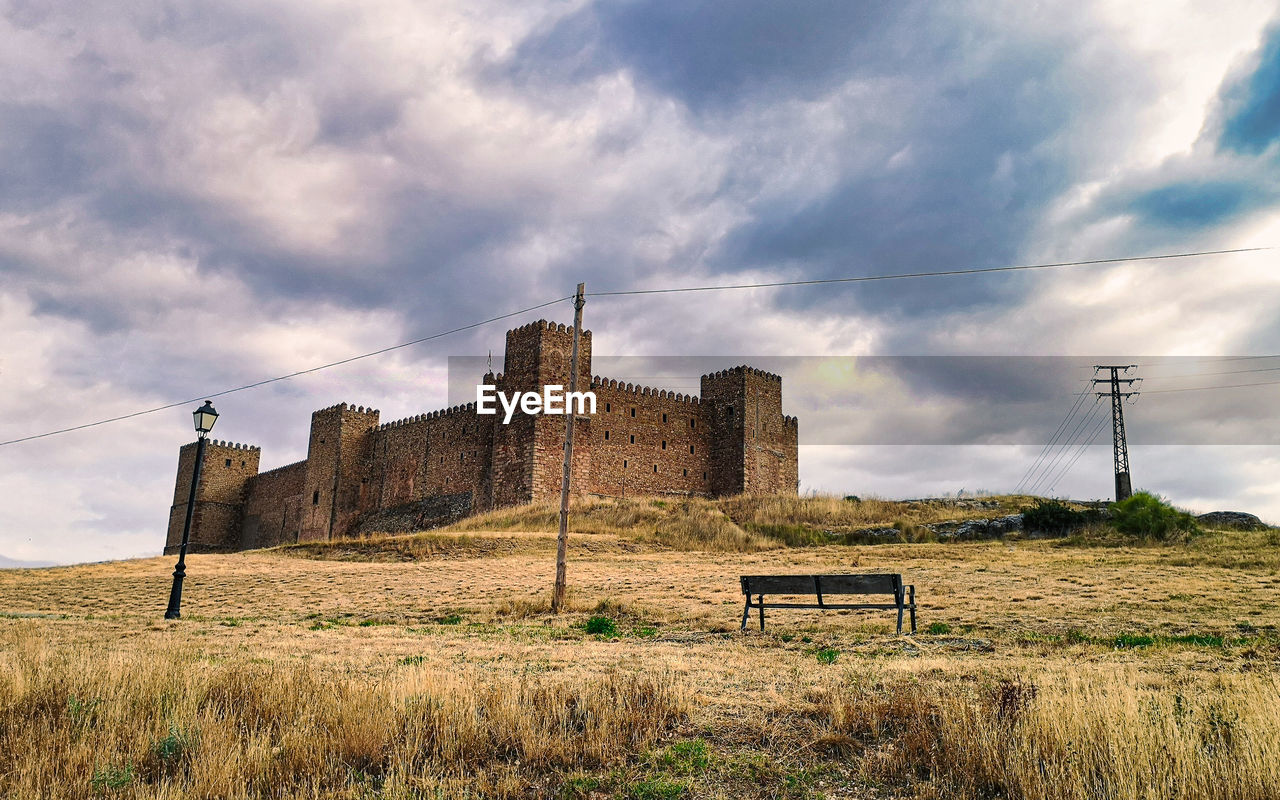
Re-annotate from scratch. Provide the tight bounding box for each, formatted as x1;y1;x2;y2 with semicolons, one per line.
164;320;799;553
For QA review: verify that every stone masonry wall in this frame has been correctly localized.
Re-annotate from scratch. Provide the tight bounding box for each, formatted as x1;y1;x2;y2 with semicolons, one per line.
240;460;306;550
586;380;711;497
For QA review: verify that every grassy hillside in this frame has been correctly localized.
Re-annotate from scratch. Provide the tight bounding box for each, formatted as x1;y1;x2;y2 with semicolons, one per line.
1;496;1278;798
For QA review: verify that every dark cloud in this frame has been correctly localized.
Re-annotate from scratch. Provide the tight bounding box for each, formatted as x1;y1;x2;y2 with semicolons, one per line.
510;0;914;112
1129;179;1269;228
1218;22;1280;155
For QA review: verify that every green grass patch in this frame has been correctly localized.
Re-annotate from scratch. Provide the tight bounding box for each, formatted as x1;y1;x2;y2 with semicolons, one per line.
584;616;618;637
926;622;952;635
626;776;687;800
815;647;840;664
655;739;710;774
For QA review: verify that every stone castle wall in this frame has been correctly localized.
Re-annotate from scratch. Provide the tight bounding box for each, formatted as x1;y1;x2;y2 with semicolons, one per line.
166;320;798;552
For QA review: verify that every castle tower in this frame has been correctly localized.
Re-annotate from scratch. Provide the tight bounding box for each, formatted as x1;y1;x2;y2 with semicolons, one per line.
164;440;262;553
298;403;380;542
488;321;593;508
701;367;798;496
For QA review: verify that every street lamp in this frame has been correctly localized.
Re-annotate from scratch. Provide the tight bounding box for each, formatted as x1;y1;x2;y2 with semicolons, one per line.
165;400;218;620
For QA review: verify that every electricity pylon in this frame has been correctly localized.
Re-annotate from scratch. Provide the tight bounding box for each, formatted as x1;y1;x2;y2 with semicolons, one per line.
1093;365;1140;502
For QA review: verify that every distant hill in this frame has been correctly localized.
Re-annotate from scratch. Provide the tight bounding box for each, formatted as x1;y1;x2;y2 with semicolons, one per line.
0;554;57;569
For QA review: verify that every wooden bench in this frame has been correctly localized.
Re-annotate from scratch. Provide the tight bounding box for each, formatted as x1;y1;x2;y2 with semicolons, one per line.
739;574;917;633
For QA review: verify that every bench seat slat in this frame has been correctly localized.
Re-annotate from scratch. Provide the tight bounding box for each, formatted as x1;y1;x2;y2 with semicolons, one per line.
741;574;899;596
740;575;817;594
745;602;907;610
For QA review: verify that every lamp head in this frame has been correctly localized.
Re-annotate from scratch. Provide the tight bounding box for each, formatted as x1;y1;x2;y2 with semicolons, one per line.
193;401;219;438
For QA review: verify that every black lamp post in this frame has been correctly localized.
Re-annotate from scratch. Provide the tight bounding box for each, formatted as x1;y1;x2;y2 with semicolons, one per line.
165;400;219;620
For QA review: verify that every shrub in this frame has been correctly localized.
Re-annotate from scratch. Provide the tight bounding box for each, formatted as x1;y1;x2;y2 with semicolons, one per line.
1110;492;1199;541
584;616;618;636
1020;499;1098;536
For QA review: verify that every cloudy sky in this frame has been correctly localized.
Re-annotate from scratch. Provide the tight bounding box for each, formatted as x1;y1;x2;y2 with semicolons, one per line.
2;0;1279;564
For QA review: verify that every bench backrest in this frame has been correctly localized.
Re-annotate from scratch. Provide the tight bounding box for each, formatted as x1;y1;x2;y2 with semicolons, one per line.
740;574;902;597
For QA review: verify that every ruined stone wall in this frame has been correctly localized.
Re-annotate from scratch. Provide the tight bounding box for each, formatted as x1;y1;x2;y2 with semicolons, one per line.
240;460;306;550
586;379;711;497
165;440;260;553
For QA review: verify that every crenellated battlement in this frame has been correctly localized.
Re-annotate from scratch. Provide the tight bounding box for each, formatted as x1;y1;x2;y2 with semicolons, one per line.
375;402;480;431
591;376;703;405
508;319;593;338
254;459;306;478
312;402;380;416
702;365;783;382
205;440;261;451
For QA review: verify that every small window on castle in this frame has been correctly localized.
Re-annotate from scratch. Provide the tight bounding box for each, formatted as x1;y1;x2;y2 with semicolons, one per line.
690;445;695;454
240;460;245;467
623;459;628;468
662;413;667;423
440;456;444;464
606;402;611;413
683;468;688;477
652;464;657;473
312;491;320;505
462;425;467;434
629;434;635;444
661;440;666;450
319;438;325;444
460;453;465;462
702;471;707;480
690;418;696;429
630;408;636;417
225;458;232;467
604;431;610;440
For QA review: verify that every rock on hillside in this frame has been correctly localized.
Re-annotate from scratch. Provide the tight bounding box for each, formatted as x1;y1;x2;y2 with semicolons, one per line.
1195;511;1268;530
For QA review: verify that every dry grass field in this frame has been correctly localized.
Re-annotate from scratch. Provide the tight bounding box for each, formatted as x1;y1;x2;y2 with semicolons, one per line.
1;495;1278;799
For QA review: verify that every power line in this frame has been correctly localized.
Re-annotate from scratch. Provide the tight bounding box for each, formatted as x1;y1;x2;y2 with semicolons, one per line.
1132;354;1280;367
1141;379;1280;394
0;295;572;448
1044;413;1111;495
1014;382;1091;494
1027;399;1103;496
1027;401;1103;496
1140;365;1280;379
590;247;1269;297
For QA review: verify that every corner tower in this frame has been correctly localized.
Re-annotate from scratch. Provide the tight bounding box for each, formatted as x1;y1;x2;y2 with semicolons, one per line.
701;366;798;496
165;440;261;553
298;403;380;542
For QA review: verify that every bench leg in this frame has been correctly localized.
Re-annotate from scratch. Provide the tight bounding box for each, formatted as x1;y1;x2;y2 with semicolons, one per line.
909;585;917;634
758;595;765;631
741;596;751;631
896;601;904;635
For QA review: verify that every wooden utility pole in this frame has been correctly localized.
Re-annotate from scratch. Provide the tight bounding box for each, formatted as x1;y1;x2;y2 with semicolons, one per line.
552;282;585;613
